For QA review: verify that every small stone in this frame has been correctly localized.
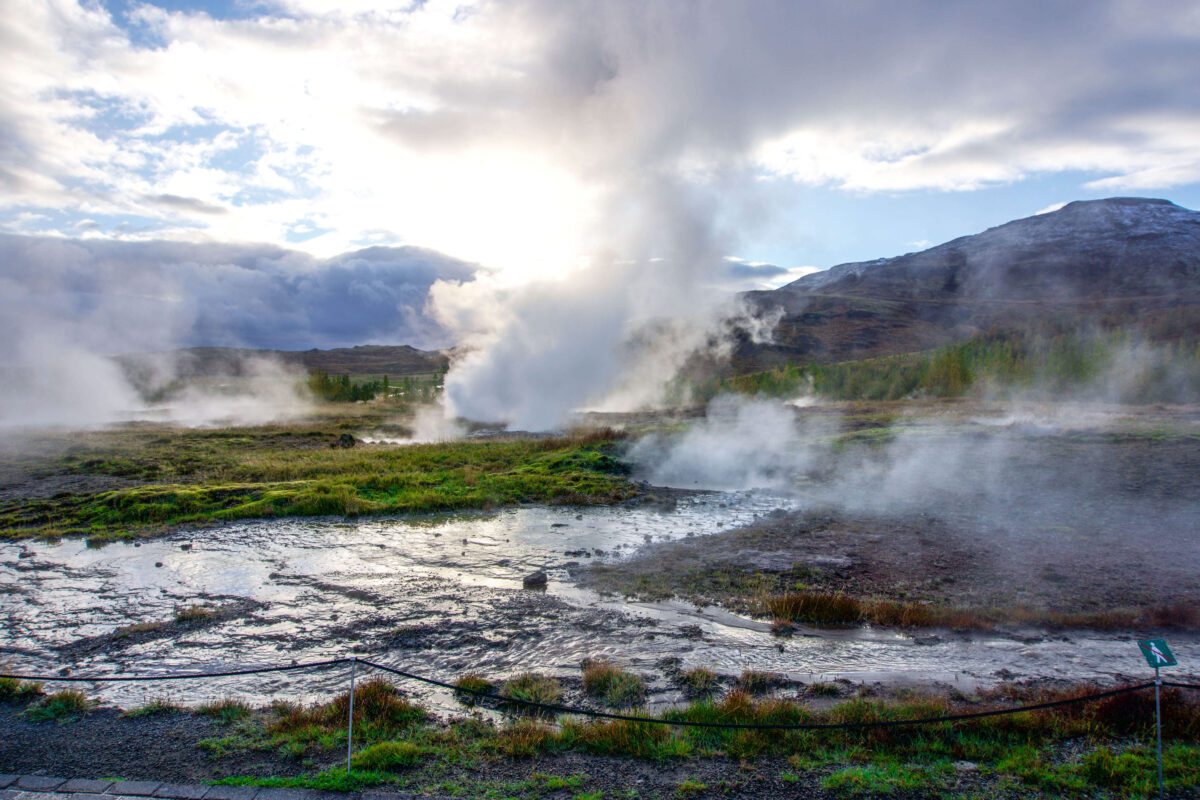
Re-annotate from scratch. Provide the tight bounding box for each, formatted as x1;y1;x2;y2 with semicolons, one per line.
180;543;192;551
155;562;164;568
522;570;548;590
952;761;979;772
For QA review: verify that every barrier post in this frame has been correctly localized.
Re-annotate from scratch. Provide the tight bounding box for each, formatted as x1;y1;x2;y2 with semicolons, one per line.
1136;638;1177;800
347;658;357;776
1154;666;1162;800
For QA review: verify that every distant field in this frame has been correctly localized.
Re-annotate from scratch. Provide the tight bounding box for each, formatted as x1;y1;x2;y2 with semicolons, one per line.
0;415;634;542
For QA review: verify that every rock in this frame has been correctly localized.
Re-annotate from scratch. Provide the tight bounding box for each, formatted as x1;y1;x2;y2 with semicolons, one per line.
180;543;192;551
522;571;548;590
154;562;164;568
334;433;357;448
953;761;979;773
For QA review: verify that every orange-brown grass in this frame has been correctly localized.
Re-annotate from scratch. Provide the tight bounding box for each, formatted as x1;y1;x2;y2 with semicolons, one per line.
560;717;688;760
735;670;782;695
766;592;863;626
266;677;423;736
483;719;554;758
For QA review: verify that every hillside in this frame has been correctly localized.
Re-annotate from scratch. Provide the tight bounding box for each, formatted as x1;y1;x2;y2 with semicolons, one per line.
116;344;448;387
737;197;1200;370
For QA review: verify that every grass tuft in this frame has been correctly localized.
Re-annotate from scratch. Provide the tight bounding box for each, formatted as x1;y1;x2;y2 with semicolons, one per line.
678;667;719;697
581;660;646;708
174;604;215;623
0;677;44;701
196;697;253;724
767;592;863;626
735;670;782;695
21;689;96;722
501;672;563;717
452;673;494;706
121;697;183;718
350;740;425;771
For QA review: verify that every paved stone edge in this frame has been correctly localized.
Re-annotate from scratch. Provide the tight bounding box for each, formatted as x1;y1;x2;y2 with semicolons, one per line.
0;778;422;800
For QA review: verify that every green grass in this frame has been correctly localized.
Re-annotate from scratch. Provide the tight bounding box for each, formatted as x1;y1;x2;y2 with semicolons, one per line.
452;673;495;707
0;677;44;700
581;661;646;708
21;689;96;722
500;673;563;717
186;679;1200;798
692;323;1200;403
121;697;183;718
822;762;951;797
678;668;719;697
350;740;427;771
213;768;391;791
196;698;253;724
0;426;635;541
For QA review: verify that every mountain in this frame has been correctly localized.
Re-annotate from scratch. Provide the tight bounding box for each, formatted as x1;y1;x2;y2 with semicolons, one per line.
737;197;1200;369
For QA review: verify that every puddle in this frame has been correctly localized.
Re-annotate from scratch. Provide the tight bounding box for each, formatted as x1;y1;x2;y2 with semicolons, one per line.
3;491;1196;712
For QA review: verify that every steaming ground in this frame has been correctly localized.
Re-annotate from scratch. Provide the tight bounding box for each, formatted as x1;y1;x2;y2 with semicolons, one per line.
595;396;1200;620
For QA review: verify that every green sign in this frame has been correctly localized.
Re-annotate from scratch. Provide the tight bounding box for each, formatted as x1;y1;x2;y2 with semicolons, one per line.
1137;639;1177;669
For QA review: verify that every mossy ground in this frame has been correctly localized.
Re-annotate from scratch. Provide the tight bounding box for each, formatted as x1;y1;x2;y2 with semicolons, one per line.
0;415;635;542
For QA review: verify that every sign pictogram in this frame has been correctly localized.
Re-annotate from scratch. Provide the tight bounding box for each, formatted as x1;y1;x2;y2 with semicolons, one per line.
1137;638;1177;669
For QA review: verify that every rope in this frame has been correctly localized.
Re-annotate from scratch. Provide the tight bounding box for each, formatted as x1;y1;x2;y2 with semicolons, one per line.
0;656;1164;732
0;658;350;683
1163;682;1200;690
356;658;1155;731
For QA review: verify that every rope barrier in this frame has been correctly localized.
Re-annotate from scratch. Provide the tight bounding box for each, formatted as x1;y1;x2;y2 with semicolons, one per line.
0;657;350;683
0;657;1171;732
358;657;1154;731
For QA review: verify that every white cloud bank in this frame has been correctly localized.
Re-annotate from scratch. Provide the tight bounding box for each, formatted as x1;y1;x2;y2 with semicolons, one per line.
3;0;1200;429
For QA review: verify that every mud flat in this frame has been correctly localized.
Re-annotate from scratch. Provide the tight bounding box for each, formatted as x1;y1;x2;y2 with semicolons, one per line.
585;404;1200;629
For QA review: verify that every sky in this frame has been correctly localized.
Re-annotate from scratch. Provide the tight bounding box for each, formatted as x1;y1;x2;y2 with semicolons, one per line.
2;0;1200;362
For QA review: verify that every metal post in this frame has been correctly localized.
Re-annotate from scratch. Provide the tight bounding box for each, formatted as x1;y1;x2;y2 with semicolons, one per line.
347;658;357;776
1155;666;1163;800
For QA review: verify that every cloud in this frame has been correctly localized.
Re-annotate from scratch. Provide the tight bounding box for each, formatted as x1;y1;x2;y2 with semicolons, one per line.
0;234;477;359
3;0;1200;429
143;193;229;215
2;0;1198;268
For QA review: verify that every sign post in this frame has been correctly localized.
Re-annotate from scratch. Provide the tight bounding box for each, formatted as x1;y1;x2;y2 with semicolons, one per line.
1137;639;1177;800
